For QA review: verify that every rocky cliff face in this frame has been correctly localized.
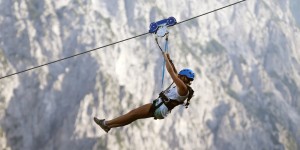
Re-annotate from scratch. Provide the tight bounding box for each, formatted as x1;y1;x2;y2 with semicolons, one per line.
0;0;300;150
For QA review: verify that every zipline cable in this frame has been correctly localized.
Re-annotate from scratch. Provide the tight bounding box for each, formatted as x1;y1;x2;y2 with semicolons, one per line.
0;0;246;80
0;33;149;80
177;0;246;25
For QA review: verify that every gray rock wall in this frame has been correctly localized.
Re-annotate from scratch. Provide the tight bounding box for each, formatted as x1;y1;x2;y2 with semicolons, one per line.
0;0;299;150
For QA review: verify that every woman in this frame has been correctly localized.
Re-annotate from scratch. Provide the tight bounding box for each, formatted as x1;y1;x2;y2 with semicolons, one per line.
94;52;195;133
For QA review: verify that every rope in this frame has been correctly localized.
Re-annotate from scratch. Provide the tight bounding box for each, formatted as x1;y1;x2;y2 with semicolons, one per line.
155;38;164;53
161;35;169;89
0;0;246;80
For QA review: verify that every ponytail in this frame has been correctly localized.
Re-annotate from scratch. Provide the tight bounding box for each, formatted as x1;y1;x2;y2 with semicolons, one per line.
185;85;194;108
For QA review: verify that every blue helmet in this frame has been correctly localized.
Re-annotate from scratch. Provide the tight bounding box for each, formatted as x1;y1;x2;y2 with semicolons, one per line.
178;69;195;81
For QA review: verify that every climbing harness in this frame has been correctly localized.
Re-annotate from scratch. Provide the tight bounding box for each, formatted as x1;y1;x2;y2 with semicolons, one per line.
149;17;177;89
150;83;195;119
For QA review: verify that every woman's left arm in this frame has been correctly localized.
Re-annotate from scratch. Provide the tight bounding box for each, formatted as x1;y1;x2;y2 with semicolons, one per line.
166;53;178;74
163;52;187;95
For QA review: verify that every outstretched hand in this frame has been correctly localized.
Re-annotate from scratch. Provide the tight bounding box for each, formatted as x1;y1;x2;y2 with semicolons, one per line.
163;52;177;73
162;52;171;61
166;53;171;60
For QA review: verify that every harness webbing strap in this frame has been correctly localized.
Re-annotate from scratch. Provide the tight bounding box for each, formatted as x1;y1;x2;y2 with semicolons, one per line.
161;35;169;90
159;92;184;111
153;100;164;111
149;99;164;120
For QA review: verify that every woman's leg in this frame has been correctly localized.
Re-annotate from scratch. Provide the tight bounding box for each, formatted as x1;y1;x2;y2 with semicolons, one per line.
105;103;153;128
